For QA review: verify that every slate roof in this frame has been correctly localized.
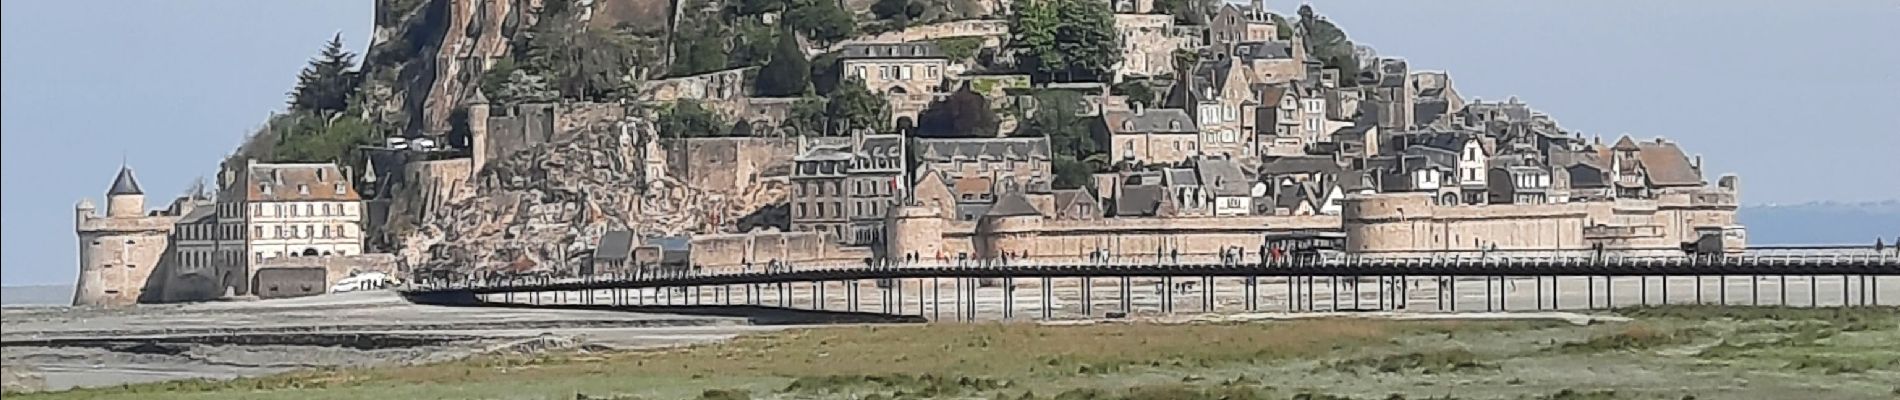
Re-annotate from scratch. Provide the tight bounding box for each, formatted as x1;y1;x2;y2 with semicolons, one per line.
1103;109;1196;134
916;137;1051;161
1612;135;1641;151
1257;156;1342;176
175;201;218;224
985;191;1043;218
1413;99;1449;127
839;42;946;59
858;134;906;159
243;163;362;202
1636;140;1704;187
1193;158;1251;196
594;230;636;262
1164;168;1200;187
1567;164;1608;189
1051;188;1096;216
108;165;144;196
1114;185;1167;217
1233;41;1294;61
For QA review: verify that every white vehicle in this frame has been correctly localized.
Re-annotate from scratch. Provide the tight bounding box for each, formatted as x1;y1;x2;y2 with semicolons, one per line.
331;272;393;293
385;137;409;150
412;137;438;150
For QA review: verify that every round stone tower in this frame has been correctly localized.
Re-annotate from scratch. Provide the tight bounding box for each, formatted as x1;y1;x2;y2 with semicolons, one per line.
885;204;945;264
73;165;177;307
105;165;146;217
1340;193;1436;253
976;192;1044;261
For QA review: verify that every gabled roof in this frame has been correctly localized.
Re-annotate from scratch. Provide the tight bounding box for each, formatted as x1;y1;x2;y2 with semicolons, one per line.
242;162;362;202
1611;135;1641;151
984;191;1043;218
1233;41;1294;61
914;137;1051;162
838;42;946;60
1636;140;1703;187
1114;185;1168;217
1257;156;1342;176
108;165;144;196
1193;157;1252;196
1567;164;1609;189
1103;109;1196;134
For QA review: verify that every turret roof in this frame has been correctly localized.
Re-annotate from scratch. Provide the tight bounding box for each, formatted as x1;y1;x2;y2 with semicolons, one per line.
108;165;144;196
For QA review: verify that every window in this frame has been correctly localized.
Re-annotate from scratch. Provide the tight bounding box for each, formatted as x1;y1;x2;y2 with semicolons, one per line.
334;182;347;195
260;184;272;196
274;226;284;238
853;66;866;78
305;225;315;238
274;204;283;216
298;184;309;195
796;204;806;218
255;226;264;238
322;204;331;216
927;66;940;78
305;204;314;216
322;225;331;238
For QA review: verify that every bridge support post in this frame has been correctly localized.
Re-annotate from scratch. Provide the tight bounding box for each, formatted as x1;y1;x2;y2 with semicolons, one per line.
1288;277;1297;312
954;277;963;321
932;277;940;320
1605;276;1613;309
1485;276;1494;312
814;282;823;310
1719;276;1727;306
1121;276;1131;315
1352;276;1361;311
1662;275;1669;305
1640;276;1648;306
1202;275;1214;313
1245;276;1256;312
1535;276;1543;310
1695;276;1703;305
1751;275;1759;306
1041;276;1052;320
1082;277;1092;317
849;281;858;312
894;278;903;315
1779;276;1787;306
1842;275;1849;306
1551;276;1559;310
1004;277;1015;320
1161;276;1172;314
1331;276;1339;312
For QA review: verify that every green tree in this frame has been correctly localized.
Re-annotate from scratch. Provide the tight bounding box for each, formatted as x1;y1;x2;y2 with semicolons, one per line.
755;29;811;97
782;96;828;136
786;0;856;45
809;52;844;95
657;100;732;138
872;0;925;27
825;79;890;134
1110;80;1158;108
270;110;375;170
289;34;363;114
671;23;731;76
1297;5;1358;85
916;87;1000;137
1009;0;1122;82
1016;90;1098;188
1153;0;1214;25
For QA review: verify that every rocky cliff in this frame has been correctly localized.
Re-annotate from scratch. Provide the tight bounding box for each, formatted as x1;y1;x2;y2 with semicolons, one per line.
399;116;789;274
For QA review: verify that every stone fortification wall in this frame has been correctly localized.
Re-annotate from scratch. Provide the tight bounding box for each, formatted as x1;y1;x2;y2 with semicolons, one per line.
256;254;401;289
1343;193;1740;255
689;231;869;269
664;137;796;196
394;159;476;224
829;20;1010;52
74;213;179;307
889;214;1340;263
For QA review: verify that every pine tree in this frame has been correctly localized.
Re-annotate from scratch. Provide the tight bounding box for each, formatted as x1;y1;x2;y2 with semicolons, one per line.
755;30;811;97
288;34;362;114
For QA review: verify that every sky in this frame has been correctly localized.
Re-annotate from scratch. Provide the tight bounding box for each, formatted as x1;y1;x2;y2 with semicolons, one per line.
3;1;1897;286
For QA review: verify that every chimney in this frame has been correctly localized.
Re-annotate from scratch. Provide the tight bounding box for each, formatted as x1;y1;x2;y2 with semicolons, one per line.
272;169;282;184
1134;102;1145;116
1692;154;1702;170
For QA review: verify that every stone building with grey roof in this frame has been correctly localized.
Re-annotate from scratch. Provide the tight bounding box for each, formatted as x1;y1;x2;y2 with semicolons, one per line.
1093;107;1201;165
791;131;908;246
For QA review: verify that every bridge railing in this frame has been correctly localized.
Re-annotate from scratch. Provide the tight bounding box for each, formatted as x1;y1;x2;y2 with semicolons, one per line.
406;250;1898;291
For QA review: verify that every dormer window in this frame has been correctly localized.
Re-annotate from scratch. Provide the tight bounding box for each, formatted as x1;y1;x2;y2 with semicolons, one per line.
298;185;309;195
1122;121;1135;131
1170;121;1182;130
260;184;272;195
335;182;346;195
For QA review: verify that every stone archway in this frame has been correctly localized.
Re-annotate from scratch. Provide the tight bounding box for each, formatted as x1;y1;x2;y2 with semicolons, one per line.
301;248;319;257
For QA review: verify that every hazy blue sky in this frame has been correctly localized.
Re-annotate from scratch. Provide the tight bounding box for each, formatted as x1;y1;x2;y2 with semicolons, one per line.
3;1;1896;286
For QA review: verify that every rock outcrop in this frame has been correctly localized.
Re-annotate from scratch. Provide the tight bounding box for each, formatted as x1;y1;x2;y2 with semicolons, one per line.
400;116;788;274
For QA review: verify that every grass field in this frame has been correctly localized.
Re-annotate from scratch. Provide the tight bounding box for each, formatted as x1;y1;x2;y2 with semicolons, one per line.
12;307;1900;400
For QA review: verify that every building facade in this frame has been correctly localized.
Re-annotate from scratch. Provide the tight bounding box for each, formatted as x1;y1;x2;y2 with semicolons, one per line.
73;166;185;307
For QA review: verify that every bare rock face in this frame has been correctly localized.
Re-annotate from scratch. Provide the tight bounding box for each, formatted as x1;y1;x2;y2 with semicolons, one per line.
400;116;788;275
